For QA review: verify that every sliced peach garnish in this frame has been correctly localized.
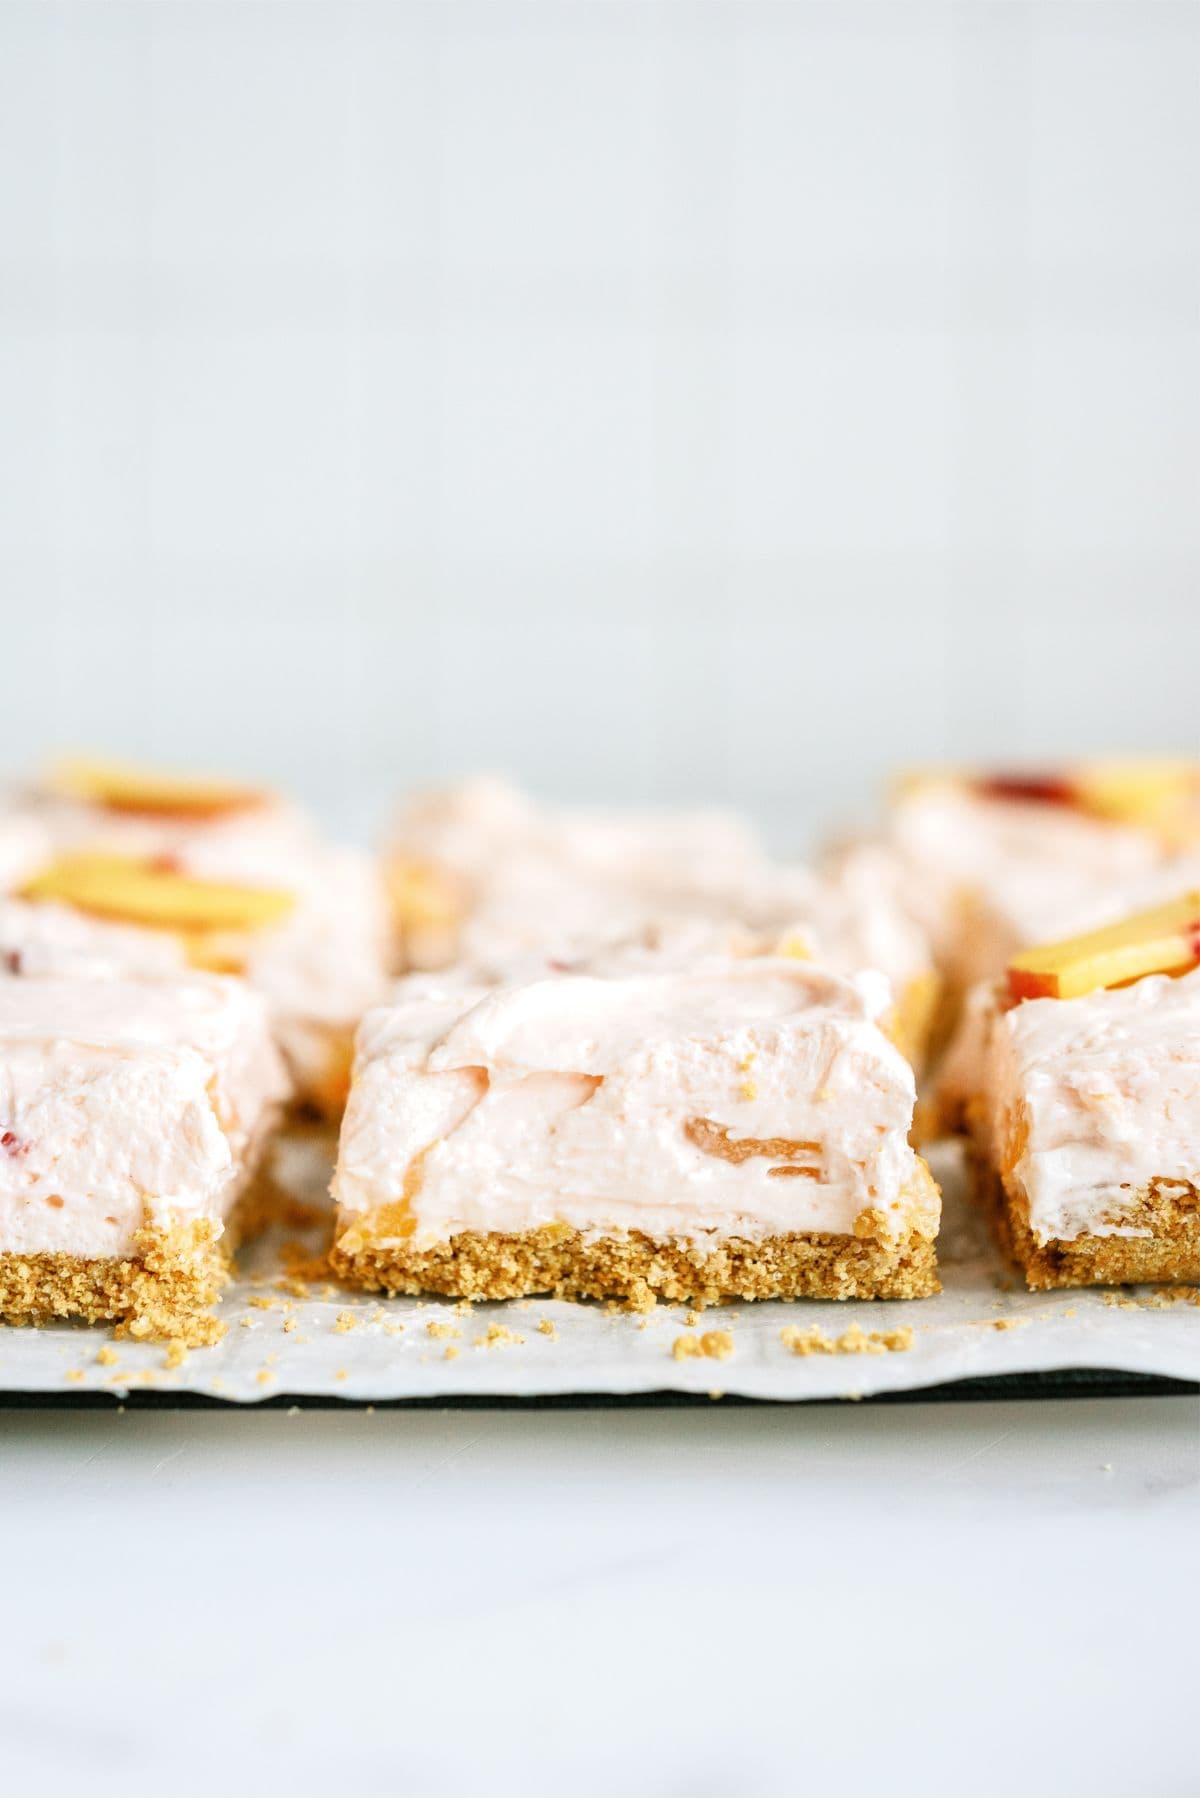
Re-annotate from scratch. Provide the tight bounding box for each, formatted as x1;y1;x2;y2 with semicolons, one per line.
975;772;1075;807
1071;758;1199;828
1007;891;1200;1002
21;853;294;934
48;755;271;820
898;759;1199;832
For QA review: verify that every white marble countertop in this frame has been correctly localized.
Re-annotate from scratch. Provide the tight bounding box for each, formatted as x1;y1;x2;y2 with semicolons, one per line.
2;1395;1195;1797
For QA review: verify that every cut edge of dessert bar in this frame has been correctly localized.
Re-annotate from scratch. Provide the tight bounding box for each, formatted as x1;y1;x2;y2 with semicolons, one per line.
0;975;289;1343
1;1207;240;1348
329;961;942;1308
962;900;1200;1290
328;1164;941;1310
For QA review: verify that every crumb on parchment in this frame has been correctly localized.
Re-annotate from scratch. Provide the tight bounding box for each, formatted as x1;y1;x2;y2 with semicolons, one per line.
333;1310;358;1333
95;1346;118;1367
672;1329;735;1362
475;1322;524;1349
537;1318;558;1340
162;1339;188;1369
780;1323;913;1357
426;1320;460;1340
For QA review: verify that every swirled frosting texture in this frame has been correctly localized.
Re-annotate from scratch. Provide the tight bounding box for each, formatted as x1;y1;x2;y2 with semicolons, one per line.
0;974;287;1258
978;966;1200;1242
334;960;935;1249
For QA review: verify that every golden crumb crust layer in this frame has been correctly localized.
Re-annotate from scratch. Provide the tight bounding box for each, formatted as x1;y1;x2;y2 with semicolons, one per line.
966;1136;1200;1290
0;1218;231;1346
330;1220;940;1308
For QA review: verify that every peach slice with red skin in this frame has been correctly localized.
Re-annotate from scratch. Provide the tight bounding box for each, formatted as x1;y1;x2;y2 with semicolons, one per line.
48;755;271;821
21;853;294;935
1007;891;1200;1002
901;759;1200;831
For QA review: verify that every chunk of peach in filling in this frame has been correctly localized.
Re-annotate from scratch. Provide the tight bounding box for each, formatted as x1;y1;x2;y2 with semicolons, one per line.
685;1117;821;1178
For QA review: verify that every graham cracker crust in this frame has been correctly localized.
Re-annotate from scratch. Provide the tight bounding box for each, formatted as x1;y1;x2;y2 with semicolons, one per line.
965;1135;1200;1290
0;1145;284;1345
329;1219;940;1308
0;1217;232;1346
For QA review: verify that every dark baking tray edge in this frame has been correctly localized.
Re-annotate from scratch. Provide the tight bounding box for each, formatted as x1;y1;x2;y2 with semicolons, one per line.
1;1368;1196;1409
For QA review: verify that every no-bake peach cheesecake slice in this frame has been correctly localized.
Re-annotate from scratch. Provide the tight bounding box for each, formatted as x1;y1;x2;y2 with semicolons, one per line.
0;972;288;1341
385;778;940;1076
383;776;770;972
330;959;941;1307
864;759;1200;1037
963;896;1200;1289
16;756;392;1115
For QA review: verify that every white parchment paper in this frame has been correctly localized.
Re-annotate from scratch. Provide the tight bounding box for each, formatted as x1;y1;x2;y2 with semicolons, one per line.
1;1135;1196;1403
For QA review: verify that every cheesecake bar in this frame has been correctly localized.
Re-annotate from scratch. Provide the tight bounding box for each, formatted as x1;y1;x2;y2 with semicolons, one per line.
866;762;1197;1033
384;775;768;971
387;778;939;1071
964;894;1200;1288
17;756;392;1115
0;973;287;1340
331;959;941;1306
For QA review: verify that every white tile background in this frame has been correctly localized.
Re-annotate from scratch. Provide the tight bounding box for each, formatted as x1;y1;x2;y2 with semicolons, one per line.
1;1;1196;845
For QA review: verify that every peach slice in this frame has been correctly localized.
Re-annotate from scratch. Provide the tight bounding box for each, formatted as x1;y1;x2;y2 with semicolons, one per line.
22;853;294;934
1007;891;1200;1002
1070;758;1199;828
974;772;1075;807
899;759;1200;832
48;755;271;821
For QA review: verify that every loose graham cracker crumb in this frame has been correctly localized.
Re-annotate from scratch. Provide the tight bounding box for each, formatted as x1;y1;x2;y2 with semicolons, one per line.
537;1318;558;1340
780;1323;913;1357
444;1345;459;1361
672;1329;735;1361
95;1346;118;1367
333;1310;358;1333
475;1322;524;1349
426;1320;461;1340
63;1368;84;1383
162;1339;188;1369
